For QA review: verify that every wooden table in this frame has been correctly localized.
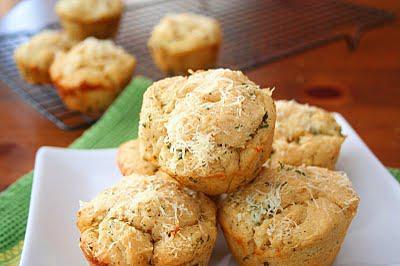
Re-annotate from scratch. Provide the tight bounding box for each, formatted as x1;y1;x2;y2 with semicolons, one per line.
0;0;399;191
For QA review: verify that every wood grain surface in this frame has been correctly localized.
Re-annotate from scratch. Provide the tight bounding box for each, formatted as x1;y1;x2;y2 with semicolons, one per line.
0;0;399;191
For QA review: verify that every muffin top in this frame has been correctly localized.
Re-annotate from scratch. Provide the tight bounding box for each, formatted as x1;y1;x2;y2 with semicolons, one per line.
139;69;275;189
117;139;157;176
218;164;359;259
14;30;76;71
148;13;222;53
55;0;123;22
269;100;345;169
77;173;217;265
50;37;135;90
275;100;343;141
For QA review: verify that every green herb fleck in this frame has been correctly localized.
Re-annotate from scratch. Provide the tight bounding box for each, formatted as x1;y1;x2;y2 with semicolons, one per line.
189;176;198;183
176;149;183;160
260;112;269;128
295;169;306;176
310;127;319;135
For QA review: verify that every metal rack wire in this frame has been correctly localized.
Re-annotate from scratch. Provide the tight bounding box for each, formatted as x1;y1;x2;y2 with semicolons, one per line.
0;0;394;130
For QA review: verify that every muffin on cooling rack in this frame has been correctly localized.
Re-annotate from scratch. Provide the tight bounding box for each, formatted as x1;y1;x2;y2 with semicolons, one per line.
270;100;345;169
117;139;157;176
139;69;276;195
77;173;217;265
55;0;124;40
148;13;222;75
13;30;76;84
218;164;359;266
50;37;135;114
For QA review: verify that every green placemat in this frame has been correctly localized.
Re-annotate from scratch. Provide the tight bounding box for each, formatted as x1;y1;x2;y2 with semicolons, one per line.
0;76;399;265
389;168;400;183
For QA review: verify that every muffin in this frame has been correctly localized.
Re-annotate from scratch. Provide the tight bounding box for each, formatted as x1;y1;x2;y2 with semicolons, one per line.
55;0;123;40
148;13;222;75
77;173;217;266
138;75;187;164
117;139;157;176
13;30;76;84
139;69;276;195
50;37;136;114
218;164;359;266
270;100;345;169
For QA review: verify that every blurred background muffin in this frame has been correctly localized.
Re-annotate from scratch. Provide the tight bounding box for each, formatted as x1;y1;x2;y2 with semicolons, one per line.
270;100;345;169
148;13;222;75
50;37;136;114
13;30;76;84
55;0;124;40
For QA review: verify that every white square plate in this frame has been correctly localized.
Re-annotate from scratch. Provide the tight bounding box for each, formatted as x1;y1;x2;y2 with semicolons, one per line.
20;114;400;266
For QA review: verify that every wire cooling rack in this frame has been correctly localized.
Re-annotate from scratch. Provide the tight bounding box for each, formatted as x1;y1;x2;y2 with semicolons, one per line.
0;0;394;130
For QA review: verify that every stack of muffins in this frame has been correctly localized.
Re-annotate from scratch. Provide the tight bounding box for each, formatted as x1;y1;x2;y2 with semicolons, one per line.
77;68;359;266
11;1;359;264
13;0;222;116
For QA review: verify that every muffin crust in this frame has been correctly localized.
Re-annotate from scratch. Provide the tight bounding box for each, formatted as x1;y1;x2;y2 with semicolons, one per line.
13;30;76;84
55;0;123;39
117;139;157;176
218;164;359;266
77;173;217;266
139;69;276;195
270;100;345;169
148;13;222;74
50;37;135;114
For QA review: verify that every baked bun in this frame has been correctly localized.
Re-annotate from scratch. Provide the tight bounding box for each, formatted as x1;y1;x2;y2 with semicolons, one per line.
117;139;157;176
270;100;345;169
139;69;276;195
148;13;222;75
50;37;135;114
55;0;123;40
13;30;76;84
77;173;217;265
218;164;359;266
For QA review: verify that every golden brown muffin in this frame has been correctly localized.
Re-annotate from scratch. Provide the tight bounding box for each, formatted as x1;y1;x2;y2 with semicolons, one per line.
117;139;157;176
139;69;276;195
55;0;123;40
50;37;136;114
77;173;217;266
218;164;359;266
13;30;76;84
270;100;345;170
148;13;222;75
